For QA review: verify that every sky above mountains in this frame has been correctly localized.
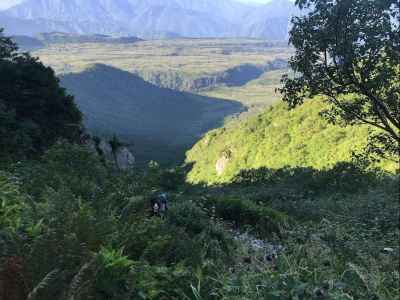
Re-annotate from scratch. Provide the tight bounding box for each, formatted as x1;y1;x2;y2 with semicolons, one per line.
0;0;274;10
0;0;23;10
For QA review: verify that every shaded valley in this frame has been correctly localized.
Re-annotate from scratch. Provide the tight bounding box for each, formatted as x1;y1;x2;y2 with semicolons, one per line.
34;38;291;164
60;64;244;164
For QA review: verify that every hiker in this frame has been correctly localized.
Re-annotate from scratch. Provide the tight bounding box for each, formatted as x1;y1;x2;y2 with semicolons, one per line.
152;202;160;216
150;194;160;216
150;192;168;217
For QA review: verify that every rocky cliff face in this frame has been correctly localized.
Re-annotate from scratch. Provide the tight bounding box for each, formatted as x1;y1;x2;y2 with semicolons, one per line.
215;149;233;176
87;138;135;170
136;59;288;92
114;147;135;170
216;156;230;176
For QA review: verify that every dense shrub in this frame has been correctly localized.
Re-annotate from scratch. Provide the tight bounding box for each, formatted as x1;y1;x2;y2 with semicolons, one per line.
199;195;289;239
0;143;238;299
233;162;381;194
0;31;82;161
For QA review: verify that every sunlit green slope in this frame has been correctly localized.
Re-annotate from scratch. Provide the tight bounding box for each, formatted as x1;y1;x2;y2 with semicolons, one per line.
186;98;395;184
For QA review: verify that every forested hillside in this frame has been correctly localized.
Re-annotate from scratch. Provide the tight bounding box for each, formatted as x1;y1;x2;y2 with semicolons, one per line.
186;99;397;184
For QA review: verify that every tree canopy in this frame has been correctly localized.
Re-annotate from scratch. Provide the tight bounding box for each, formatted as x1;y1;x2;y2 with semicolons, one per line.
280;0;399;160
0;29;82;160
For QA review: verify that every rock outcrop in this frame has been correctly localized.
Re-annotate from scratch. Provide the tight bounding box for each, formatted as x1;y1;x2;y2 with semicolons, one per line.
114;147;135;170
216;156;230;176
86;137;135;170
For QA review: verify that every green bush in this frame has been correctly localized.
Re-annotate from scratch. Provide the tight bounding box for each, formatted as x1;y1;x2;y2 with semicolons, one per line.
167;201;209;236
0;143;238;299
0;141;398;299
233;163;381;194
200;195;289;239
0;172;25;229
94;247;134;300
0;31;82;161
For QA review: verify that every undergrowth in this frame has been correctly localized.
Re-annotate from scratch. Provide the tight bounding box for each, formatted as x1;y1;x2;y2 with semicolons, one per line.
0;142;398;299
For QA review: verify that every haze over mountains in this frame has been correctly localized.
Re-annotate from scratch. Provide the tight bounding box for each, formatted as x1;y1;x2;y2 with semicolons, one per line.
0;0;297;39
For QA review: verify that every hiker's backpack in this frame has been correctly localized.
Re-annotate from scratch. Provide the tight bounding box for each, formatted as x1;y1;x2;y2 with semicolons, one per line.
158;193;168;211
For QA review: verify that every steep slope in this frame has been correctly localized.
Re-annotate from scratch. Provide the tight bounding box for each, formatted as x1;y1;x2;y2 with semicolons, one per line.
6;0;132;22
60;64;243;163
127;5;231;38
239;0;299;39
4;0;132;35
186;99;396;184
4;0;297;39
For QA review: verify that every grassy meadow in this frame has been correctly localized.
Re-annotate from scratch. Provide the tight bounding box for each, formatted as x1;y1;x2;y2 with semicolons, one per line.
34;39;291;77
201;68;287;118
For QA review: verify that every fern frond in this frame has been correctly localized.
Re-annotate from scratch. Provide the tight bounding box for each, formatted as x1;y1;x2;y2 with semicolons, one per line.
348;263;372;292
66;258;96;300
27;269;60;300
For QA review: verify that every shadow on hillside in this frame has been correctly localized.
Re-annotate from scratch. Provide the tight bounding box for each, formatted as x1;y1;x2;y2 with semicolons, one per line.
221;59;287;88
184;162;398;222
60;64;245;165
189;162;389;194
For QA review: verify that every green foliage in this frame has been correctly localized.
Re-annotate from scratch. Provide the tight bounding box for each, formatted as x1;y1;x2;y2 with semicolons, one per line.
13;141;108;200
233;163;381;195
0;172;24;229
199;195;288;239
215;230;399;299
0;29;82;161
186;98;397;184
194;165;399;299
0;27;398;300
167;201;209;236
280;0;399;158
0;141;398;299
144;161;187;191
94;247;134;299
0;142;238;300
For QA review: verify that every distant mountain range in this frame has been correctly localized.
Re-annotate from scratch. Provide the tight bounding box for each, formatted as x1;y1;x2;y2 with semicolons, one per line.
0;0;298;40
11;32;143;51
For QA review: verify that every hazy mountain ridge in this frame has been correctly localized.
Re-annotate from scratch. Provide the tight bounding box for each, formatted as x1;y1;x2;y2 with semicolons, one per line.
2;0;298;39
